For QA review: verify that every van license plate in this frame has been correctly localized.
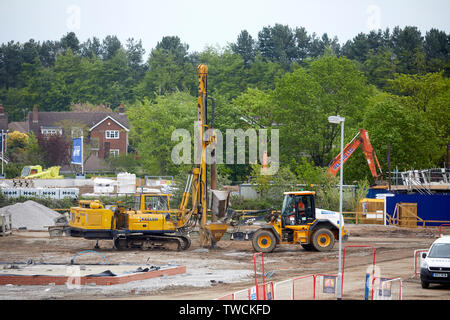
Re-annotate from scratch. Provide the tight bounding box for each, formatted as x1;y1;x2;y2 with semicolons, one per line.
432;273;448;278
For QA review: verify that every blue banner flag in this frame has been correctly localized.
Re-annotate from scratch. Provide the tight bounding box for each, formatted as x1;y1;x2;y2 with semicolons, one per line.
72;138;82;164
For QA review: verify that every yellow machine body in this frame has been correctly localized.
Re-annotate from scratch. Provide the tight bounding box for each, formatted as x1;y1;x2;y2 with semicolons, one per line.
69;193;192;250
252;191;348;252
69;200;116;238
70;195;176;235
20;165;63;179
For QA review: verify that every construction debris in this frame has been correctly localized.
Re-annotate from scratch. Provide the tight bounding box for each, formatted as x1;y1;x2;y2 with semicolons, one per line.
0;200;61;231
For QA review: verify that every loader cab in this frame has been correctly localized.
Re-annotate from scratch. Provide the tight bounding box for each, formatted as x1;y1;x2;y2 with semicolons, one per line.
21;165;41;177
281;191;316;226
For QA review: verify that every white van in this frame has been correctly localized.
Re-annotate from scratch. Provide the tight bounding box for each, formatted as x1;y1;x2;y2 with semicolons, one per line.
420;236;450;289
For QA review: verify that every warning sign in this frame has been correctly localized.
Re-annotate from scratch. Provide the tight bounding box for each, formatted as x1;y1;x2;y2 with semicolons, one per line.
323;275;337;294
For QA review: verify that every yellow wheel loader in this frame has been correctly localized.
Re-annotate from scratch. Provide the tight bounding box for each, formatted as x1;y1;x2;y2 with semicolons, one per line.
20;165;63;179
13;165;64;187
251;191;348;253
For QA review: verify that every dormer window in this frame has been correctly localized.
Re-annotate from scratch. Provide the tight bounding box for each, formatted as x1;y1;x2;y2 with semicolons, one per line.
41;127;62;135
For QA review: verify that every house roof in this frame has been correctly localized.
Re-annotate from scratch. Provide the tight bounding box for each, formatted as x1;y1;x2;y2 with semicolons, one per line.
8;121;29;133
0;105;8;132
89;115;130;132
27;111;129;135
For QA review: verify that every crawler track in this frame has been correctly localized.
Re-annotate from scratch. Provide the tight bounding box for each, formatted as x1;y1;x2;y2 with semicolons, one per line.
113;233;191;251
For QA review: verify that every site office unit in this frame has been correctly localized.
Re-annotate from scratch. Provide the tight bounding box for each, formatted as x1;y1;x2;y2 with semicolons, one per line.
90;116;129;159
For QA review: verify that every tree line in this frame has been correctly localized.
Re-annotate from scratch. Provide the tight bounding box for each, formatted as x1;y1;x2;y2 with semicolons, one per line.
0;24;449;185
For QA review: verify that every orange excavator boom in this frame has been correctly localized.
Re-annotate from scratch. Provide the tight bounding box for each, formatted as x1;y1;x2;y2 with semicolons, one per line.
328;129;382;179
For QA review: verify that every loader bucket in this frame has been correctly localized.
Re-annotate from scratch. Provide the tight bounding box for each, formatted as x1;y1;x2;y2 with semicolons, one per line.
206;222;228;243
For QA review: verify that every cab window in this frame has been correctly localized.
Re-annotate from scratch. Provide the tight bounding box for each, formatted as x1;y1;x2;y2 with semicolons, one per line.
144;196;169;211
21;167;30;177
281;195;295;217
281;194;314;225
134;196;141;210
295;195;314;223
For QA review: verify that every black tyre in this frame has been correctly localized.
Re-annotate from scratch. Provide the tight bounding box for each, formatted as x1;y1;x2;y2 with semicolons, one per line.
312;228;335;252
421;280;430;289
252;229;277;253
177;236;191;251
113;237;128;250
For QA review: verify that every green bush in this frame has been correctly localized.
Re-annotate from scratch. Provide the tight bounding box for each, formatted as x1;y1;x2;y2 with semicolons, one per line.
0;196;77;209
229;195;277;210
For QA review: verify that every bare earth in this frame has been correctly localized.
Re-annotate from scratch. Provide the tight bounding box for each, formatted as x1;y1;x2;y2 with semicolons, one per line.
0;224;448;300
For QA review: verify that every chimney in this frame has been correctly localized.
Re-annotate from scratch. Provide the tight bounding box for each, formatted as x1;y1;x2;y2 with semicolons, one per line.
0;104;4;118
33;105;38;123
119;103;125;115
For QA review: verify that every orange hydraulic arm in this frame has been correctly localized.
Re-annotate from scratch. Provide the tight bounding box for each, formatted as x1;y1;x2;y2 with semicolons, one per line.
328;129;383;179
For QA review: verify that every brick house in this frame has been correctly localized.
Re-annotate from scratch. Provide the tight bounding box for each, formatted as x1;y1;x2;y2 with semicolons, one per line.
9;105;130;171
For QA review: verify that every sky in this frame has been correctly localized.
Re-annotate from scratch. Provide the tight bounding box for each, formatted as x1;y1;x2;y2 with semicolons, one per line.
0;0;449;56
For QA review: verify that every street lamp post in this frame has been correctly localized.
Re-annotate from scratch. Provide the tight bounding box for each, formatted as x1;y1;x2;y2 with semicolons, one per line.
328;115;345;300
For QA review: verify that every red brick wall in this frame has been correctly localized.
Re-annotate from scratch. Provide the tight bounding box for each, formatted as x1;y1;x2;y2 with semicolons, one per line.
90;118;128;158
0;265;186;286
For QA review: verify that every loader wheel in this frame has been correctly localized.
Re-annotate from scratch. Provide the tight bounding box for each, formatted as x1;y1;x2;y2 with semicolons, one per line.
252;229;277;253
312;228;335;252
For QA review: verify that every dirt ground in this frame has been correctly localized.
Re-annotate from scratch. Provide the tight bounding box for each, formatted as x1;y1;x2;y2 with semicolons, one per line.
0;224;449;300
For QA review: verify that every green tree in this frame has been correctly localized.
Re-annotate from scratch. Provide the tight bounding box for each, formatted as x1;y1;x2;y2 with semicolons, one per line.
246;54;285;90
257;24;298;70
232;87;274;129
127;92;197;176
60;32;80;54
363;97;441;171
387;72;450;162
6;131;44;174
125;38;146;80
154;36;189;65
139;36;196;98
80;37;102;59
250;164;299;204
293;27;311;62
0;41;24;89
38;40;60;67
106;153;140;174
101;35;122;60
391;26;424;74
231;30;256;67
363;48;397;89
197;47;246;99
273;55;371;167
423;28;450;74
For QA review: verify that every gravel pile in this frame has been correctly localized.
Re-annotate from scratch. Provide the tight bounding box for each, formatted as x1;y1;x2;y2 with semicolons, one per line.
0;200;60;231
